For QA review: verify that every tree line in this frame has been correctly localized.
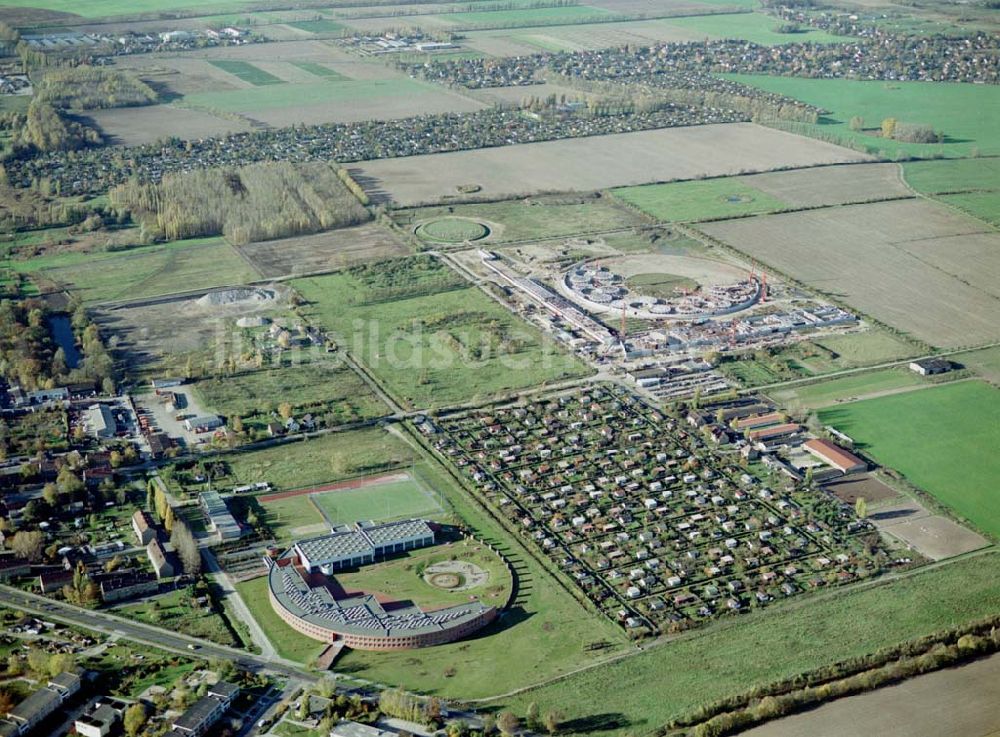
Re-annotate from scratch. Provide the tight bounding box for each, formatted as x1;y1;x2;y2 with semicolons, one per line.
36;67;158;111
110;161;371;245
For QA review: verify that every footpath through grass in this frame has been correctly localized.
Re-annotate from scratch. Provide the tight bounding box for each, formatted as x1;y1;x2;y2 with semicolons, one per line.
819;380;1000;537
503;552;1000;736
235;576;325;663
730;76;1000;158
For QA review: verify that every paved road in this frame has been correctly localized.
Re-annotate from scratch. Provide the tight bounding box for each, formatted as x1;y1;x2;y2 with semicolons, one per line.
0;585;309;681
738;652;1000;737
203;548;278;659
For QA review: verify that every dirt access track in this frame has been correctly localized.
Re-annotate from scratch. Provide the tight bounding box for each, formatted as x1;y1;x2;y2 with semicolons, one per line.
352;123;871;206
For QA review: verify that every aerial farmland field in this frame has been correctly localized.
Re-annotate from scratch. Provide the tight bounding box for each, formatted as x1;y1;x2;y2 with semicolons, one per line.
612;178;790;222
354;123;870;205
236;223;410;278
700;199;1000;347
663;11;850;45
730;76;1000;157
37;237;258;304
819;381;1000;538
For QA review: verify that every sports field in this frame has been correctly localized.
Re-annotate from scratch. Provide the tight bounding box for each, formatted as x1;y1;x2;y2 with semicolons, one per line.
261;472;443;539
612;178;789;221
312;477;443;526
819;381;1000;537
664;12;848;45
730;76;1000;157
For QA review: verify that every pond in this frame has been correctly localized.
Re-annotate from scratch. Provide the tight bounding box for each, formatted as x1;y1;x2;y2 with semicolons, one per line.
48;314;81;369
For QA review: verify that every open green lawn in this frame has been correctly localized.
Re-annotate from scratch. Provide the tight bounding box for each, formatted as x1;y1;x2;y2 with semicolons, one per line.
1;0;252;18
209;60;284;86
193;361;388;431
771;367;926;409
259;492;323;541
113;588;238;647
612;178;790;222
37;237;257;304
334;539;511;610
334;443;626;698
235;576;326;663
902;158;1000;225
730;76;1000;158
289;61;347;79
435;5;617;27
311;477;442;526
956;345;1000;384
937;191;1000;226
227;427;415;491
811;330;923;366
182;78;429;113
400;197;645;245
292;264;592;409
286;19;345;34
502;553;1000;735
819;381;1000;537
665;11;848;45
902;158;1000;194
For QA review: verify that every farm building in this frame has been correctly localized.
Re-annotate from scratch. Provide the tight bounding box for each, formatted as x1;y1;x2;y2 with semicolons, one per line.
909;358;953;376
803;438;867;474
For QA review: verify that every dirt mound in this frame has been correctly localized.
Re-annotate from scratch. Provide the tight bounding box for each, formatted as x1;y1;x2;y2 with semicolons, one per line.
196;287;274;307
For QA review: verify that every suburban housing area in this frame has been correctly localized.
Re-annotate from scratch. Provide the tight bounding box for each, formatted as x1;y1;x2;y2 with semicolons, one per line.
0;0;997;736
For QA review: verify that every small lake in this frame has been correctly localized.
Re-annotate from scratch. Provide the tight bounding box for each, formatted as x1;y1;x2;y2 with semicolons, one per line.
48;314;81;369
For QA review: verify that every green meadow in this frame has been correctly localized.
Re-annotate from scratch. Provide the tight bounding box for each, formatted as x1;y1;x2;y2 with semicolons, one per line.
730;76;1000;157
